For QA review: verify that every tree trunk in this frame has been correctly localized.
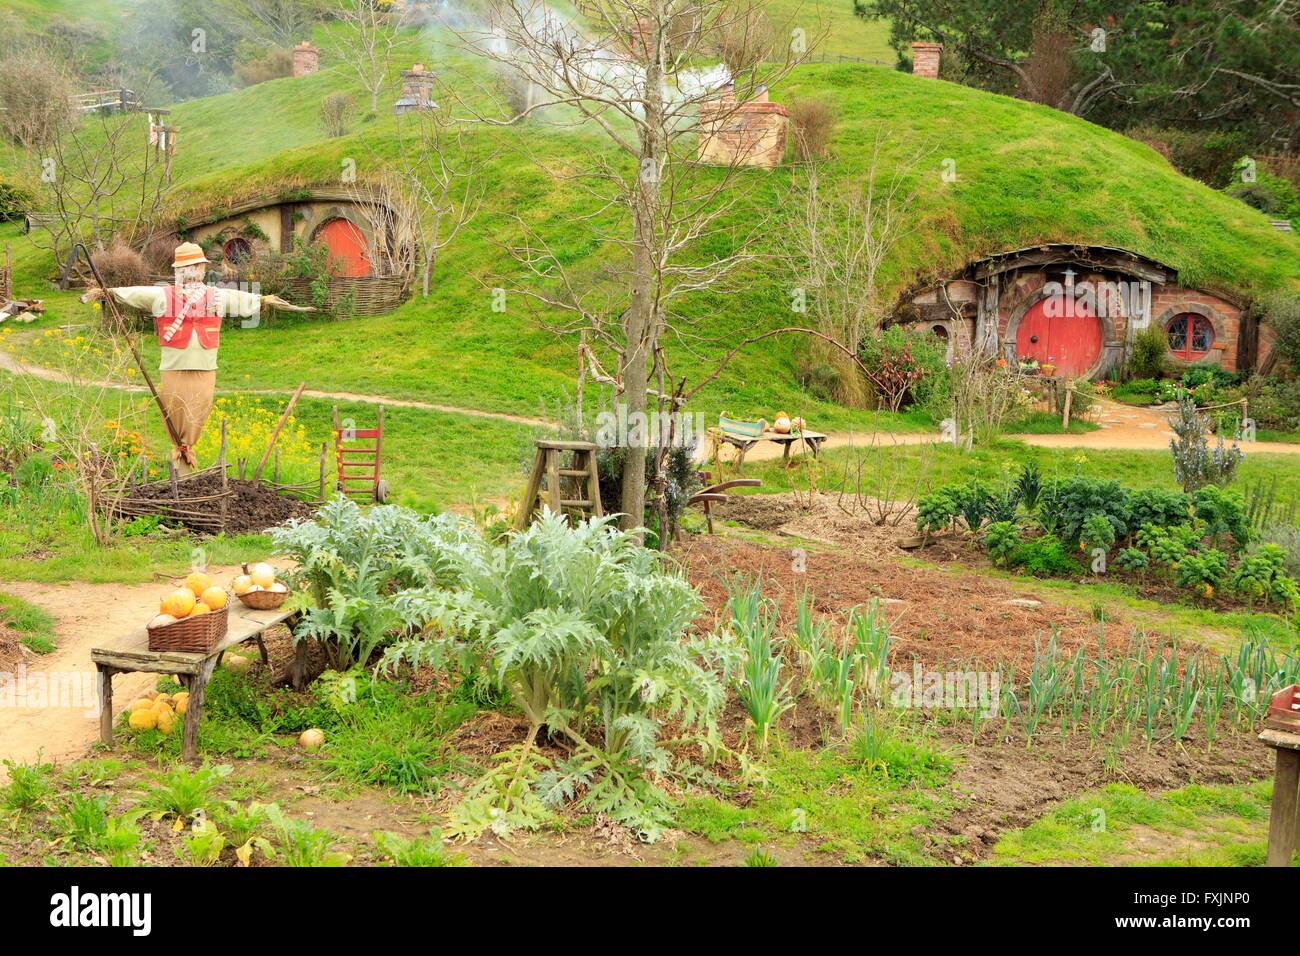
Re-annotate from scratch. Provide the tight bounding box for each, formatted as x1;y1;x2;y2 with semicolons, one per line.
618;16;666;536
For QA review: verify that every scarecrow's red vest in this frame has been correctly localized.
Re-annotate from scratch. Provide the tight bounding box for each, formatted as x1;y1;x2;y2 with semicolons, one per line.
155;286;221;350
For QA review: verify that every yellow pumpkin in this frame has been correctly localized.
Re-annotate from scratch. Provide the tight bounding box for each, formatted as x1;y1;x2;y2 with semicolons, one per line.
128;708;158;732
231;574;254;595
161;588;196;618
185;571;213;598
298;728;325;751
191;601;212;616
155;708;176;734
173;692;190;714
128;698;154;714
200;586;228;610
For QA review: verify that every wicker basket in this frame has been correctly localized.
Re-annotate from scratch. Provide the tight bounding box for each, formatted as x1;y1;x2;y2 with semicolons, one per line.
147;602;229;653
235;562;289;610
237;588;288;611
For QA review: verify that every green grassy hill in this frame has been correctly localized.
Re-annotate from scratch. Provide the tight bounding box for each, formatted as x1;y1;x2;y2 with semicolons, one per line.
5;16;1300;508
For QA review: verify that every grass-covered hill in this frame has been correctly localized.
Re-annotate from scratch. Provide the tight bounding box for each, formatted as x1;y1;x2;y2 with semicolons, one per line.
6;19;1300;445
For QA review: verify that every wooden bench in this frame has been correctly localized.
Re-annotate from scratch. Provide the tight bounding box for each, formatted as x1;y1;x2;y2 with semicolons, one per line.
91;605;301;760
708;427;828;470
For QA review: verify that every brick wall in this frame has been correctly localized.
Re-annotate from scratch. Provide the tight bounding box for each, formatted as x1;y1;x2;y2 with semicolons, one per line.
698;93;789;169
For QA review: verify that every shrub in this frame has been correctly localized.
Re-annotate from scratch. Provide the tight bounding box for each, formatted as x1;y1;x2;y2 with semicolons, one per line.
1257;523;1300;579
1129;487;1193;531
1115;547;1149;572
0;51;74;149
1013;534;1080;577
858;325;948;414
234;46;293;87
1123;125;1249;187
915;487;959;536
955;479;990;534
90;243;151;288
1080;512;1117;554
789;97;835;162
1226;170;1300;222
1015;461;1041;511
1174;548;1228;598
984;521;1020;566
1193;485;1250;550
1230;544;1300;608
320;92;358;138
1244;375;1300;432
0;173;33;221
1262;293;1300;373
1055;476;1130;545
596;439;701;546
1128;324;1170;380
1169;394;1244;492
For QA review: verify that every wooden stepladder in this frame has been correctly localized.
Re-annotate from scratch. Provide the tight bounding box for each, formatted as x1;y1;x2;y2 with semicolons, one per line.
516;439;603;529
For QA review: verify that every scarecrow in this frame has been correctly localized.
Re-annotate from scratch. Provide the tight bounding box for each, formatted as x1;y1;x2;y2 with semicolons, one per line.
84;241;312;473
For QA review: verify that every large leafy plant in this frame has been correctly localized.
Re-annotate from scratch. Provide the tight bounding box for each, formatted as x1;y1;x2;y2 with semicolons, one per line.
382;510;727;841
271;499;479;669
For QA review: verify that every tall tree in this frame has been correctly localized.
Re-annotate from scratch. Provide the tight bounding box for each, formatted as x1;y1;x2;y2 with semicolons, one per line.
445;0;809;532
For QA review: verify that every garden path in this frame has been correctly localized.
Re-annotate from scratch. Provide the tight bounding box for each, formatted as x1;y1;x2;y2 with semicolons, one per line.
0;562;291;781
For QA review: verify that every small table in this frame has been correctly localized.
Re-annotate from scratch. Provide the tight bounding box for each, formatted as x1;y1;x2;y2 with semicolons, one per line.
91;605;300;761
708;428;828;470
1259;727;1300;867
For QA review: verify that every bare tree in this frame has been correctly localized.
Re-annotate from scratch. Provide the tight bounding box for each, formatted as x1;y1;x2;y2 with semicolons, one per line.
391;104;483;297
443;0;814;531
332;0;400;113
215;0;325;48
785;134;924;406
33;108;172;283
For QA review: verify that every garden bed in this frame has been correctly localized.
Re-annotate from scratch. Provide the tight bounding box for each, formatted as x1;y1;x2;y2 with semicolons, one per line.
114;473;317;535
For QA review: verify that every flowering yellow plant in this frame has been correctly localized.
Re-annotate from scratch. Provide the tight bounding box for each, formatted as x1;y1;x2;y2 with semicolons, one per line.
195;395;322;486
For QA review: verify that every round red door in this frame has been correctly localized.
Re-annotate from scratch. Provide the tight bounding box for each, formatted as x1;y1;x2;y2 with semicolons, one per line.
1014;297;1103;378
318;218;370;277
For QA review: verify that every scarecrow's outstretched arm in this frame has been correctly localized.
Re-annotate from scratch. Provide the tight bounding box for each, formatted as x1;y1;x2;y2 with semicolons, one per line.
80;286;166;311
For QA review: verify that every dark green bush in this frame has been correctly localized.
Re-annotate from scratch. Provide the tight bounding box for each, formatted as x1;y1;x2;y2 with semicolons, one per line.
1127;325;1169;381
1013;534;1081;577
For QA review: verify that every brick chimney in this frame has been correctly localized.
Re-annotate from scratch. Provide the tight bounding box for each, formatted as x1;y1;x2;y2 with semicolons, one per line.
698;85;789;170
396;64;436;114
292;41;319;78
911;41;941;79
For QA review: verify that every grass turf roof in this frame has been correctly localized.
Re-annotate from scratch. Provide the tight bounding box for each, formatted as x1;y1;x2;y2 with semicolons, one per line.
6;36;1300;429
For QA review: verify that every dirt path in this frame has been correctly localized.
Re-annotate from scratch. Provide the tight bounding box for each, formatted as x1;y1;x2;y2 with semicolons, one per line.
0;563;282;778
0;351;550;428
6;347;1298;457
722;397;1300;463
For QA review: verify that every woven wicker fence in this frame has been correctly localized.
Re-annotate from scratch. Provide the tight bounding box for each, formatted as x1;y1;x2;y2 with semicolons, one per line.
275;275;410;317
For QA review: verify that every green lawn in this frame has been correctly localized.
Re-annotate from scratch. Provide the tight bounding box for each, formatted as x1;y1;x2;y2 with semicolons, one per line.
990;781;1288;866
0;591;57;653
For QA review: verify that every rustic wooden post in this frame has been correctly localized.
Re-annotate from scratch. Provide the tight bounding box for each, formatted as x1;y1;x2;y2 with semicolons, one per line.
1265;739;1300;866
219;419;229;534
1061;387;1073;430
317;442;326;501
273;448;279;486
168;459;178;497
96;665;114;746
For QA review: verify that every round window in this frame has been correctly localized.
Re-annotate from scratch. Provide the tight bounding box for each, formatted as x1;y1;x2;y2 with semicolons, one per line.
1166;312;1214;360
223;237;253;265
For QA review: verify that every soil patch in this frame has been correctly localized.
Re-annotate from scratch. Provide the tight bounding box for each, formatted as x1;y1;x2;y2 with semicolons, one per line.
675;533;1122;673
123;475;316;534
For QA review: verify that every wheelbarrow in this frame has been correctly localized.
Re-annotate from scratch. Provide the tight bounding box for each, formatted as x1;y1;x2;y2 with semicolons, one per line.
333;405;389;503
